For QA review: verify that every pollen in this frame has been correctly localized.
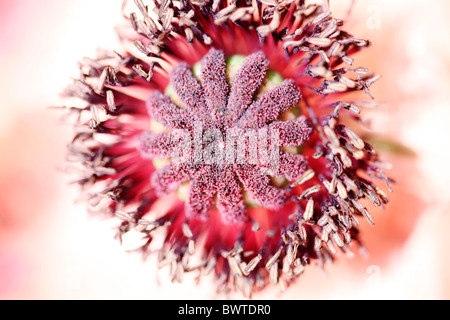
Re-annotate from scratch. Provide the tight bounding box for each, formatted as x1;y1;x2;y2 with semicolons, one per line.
138;49;311;224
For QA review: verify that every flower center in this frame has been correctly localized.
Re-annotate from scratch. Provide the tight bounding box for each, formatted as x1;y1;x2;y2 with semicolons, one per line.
139;49;312;223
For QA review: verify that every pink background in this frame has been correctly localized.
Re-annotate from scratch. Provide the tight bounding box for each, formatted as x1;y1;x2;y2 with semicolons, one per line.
0;0;449;299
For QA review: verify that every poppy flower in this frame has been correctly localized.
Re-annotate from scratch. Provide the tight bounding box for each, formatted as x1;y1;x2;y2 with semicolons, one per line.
63;0;391;296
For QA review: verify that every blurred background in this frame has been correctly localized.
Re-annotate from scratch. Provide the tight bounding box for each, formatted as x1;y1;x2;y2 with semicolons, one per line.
0;0;449;299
